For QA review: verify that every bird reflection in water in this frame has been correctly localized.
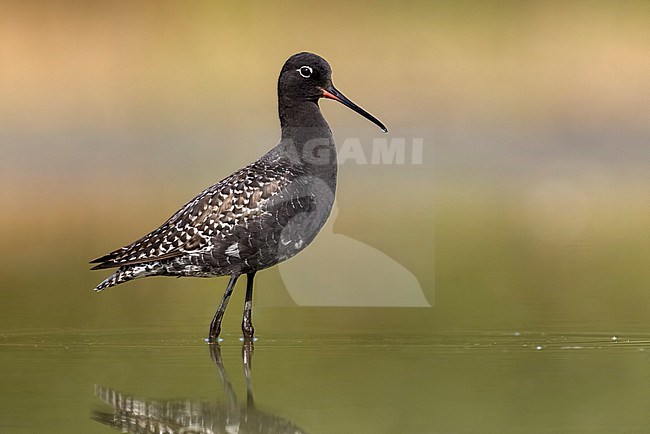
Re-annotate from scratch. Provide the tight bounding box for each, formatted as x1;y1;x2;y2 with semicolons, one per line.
92;342;307;434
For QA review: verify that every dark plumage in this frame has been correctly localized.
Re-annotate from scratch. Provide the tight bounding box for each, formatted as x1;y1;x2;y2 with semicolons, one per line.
91;52;387;341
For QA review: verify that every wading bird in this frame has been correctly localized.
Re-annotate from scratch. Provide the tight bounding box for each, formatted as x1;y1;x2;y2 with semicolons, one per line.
91;52;387;341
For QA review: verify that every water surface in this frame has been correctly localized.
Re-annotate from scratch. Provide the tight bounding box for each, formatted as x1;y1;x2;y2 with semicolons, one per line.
2;327;650;433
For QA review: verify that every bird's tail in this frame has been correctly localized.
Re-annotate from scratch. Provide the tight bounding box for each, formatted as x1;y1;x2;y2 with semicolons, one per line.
93;264;158;291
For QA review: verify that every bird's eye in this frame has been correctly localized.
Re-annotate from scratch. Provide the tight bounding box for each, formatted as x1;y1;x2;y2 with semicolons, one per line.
297;66;313;78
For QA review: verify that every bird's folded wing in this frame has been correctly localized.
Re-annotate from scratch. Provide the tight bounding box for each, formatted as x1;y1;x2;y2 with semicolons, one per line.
90;164;291;269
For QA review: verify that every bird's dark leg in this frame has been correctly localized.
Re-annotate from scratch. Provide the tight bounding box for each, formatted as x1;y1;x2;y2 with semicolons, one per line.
242;271;256;339
208;274;239;341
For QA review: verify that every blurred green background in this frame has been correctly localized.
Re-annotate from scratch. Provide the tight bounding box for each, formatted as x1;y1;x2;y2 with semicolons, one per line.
1;1;649;433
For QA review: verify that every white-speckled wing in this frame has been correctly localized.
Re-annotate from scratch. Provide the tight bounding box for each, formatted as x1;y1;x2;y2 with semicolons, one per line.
90;158;299;270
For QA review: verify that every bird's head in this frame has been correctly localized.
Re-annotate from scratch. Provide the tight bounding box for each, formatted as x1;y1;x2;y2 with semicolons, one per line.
278;52;387;133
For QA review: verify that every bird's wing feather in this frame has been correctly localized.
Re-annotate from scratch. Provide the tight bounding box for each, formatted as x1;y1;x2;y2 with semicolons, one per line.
90;159;296;269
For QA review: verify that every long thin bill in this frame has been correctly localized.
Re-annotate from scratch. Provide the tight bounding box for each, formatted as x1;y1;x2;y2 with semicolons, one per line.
321;86;388;133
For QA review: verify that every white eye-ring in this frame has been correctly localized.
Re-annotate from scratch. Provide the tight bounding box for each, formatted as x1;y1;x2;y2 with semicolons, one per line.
297;65;313;78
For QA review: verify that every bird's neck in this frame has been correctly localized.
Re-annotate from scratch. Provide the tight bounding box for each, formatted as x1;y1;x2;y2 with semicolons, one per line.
279;100;332;141
278;100;338;188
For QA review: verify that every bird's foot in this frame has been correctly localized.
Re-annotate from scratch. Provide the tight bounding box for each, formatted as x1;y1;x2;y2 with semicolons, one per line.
242;320;254;341
240;326;256;342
